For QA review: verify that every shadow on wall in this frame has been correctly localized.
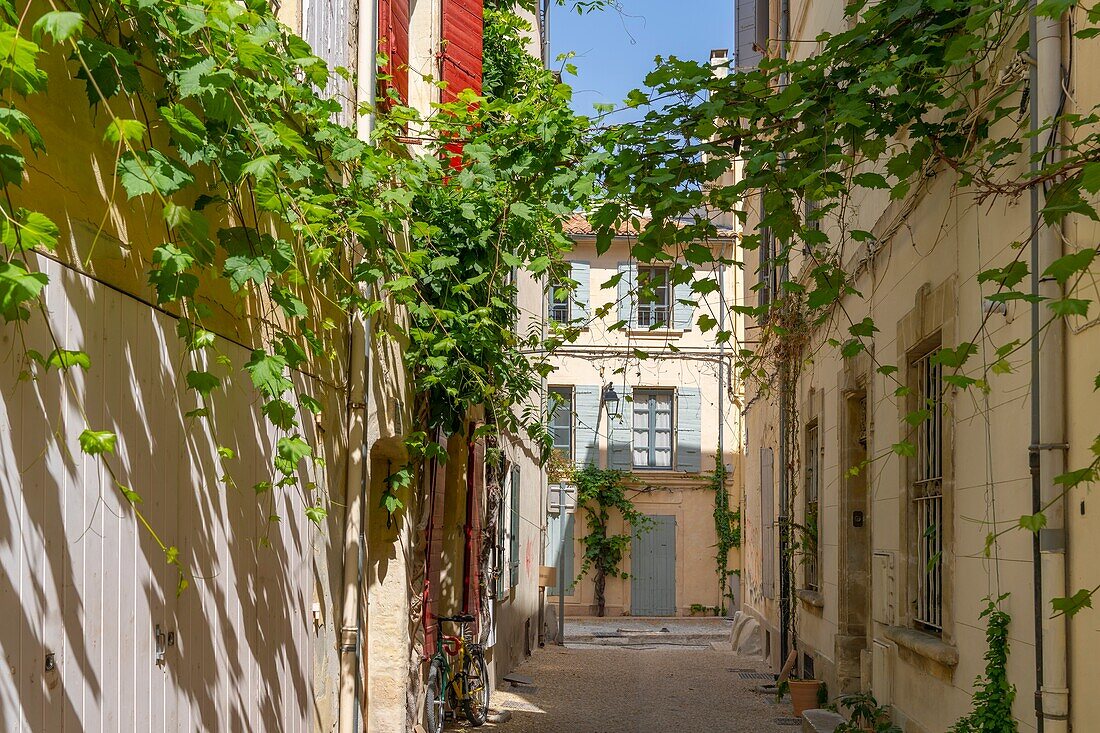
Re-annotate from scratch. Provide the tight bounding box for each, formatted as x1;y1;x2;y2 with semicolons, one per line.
0;256;344;730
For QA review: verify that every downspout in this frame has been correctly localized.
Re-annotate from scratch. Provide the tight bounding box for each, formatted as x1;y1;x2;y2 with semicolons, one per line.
777;0;793;667
339;3;379;732
1028;6;1069;732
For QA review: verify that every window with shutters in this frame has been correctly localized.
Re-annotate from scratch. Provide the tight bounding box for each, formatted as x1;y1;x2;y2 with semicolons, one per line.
912;346;944;633
803;420;821;592
547;386;573;461
548;280;570;324
632;389;674;469
636;266;670;327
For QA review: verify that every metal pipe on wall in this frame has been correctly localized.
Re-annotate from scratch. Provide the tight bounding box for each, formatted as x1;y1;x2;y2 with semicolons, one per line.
339;2;379;730
776;0;793;668
1029;5;1069;732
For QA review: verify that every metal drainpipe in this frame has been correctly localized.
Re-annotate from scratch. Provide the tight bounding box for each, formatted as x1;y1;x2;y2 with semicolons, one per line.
338;2;379;731
1029;6;1070;732
776;0;793;668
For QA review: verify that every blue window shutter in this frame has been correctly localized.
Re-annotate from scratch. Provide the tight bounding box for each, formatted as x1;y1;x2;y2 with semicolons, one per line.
674;268;695;331
616;262;637;327
736;0;765;69
607;385;633;470
675;387;702;472
573;385;601;467
546;511;575;596
572;261;591;321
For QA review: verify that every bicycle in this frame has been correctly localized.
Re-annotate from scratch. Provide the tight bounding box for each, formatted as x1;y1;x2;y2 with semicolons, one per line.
424;613;491;733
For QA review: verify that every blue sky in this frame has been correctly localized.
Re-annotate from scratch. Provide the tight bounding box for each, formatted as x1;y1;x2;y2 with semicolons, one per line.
549;0;734;117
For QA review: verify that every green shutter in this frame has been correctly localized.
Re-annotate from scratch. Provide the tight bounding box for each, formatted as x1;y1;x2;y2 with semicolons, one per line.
572;261;591;321
675;387;701;472
616;262;637;327
574;384;600;467
607;385;633;469
673;267;695;330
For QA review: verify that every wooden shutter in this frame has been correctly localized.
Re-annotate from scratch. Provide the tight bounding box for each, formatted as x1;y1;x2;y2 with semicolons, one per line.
423;432;449;657
761;446;775;599
509;465;520;587
571;261;591;321
573;385;601;467
736;0;769;68
378;0;410;105
675;387;702;472
673;267;695;331
607;385;633;469
441;0;484;102
616;262;637;327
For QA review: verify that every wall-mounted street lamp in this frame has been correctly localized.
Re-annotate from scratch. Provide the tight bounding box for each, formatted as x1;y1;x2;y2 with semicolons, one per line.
601;383;621;423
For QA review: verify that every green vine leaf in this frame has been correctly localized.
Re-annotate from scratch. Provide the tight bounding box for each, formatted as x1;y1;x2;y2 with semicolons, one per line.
116;150;194;198
244;350;292;398
185;370;221;397
31;11;84;44
78;429;117;455
0;260;48;322
1;209;58;251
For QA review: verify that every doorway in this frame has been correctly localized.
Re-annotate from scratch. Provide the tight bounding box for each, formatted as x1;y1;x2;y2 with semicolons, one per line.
631;515;677;616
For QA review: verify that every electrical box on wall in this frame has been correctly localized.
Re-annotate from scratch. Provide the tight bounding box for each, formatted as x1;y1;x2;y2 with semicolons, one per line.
872;551;896;625
547;483;577;514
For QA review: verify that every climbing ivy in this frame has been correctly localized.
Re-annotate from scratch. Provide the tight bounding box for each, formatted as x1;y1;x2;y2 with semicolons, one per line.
0;0;593;588
709;460;740;614
949;595;1018;733
588;0;1100;617
571;465;649;617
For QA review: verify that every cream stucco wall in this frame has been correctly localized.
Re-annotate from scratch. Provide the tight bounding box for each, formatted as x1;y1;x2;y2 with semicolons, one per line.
738;2;1100;731
543;233;746;618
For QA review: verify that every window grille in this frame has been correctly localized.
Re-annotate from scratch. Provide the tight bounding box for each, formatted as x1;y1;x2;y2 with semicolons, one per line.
913;349;943;632
547;387;574;461
804;421;820;592
636;267;670;327
548;280;570;324
632;390;674;469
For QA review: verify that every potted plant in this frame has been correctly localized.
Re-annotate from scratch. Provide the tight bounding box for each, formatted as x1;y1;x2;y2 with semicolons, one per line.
787;676;823;717
829;692;901;733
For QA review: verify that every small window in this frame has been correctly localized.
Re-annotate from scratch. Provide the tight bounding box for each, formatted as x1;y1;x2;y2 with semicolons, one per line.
636;266;670;328
632;389;674;469
548;280;571;324
913;347;943;633
804;421;821;592
547;387;574;461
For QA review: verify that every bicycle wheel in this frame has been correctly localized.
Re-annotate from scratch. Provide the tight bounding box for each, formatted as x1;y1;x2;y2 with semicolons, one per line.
424;655;446;733
461;646;490;727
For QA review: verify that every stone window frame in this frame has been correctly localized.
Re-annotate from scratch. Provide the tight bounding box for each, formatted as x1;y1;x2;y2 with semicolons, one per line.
796;388;825;610
889;278;959;669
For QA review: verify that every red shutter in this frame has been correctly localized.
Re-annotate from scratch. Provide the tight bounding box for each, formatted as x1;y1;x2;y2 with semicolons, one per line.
440;0;484;102
463;433;485;628
423;433;449;658
378;0;410;106
440;0;483;169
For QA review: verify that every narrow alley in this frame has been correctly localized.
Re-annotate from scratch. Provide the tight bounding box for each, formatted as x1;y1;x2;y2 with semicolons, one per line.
470;620;796;733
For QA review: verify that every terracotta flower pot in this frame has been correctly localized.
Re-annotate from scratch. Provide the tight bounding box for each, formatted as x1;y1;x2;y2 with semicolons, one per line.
788;679;822;716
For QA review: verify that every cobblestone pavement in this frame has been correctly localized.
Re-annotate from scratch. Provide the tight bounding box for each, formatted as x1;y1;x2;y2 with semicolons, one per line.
459;643;798;733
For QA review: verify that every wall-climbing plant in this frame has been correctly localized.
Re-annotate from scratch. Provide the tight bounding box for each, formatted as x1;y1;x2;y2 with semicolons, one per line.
709;460;740;614
589;0;1100;618
0;0;594;589
949;595;1018;733
572;465;649;617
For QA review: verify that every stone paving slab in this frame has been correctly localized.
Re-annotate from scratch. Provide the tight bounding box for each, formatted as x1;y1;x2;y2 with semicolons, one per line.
454;644;794;733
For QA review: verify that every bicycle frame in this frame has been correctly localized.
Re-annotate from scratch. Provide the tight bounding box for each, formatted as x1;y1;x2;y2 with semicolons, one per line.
433;620;474;705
